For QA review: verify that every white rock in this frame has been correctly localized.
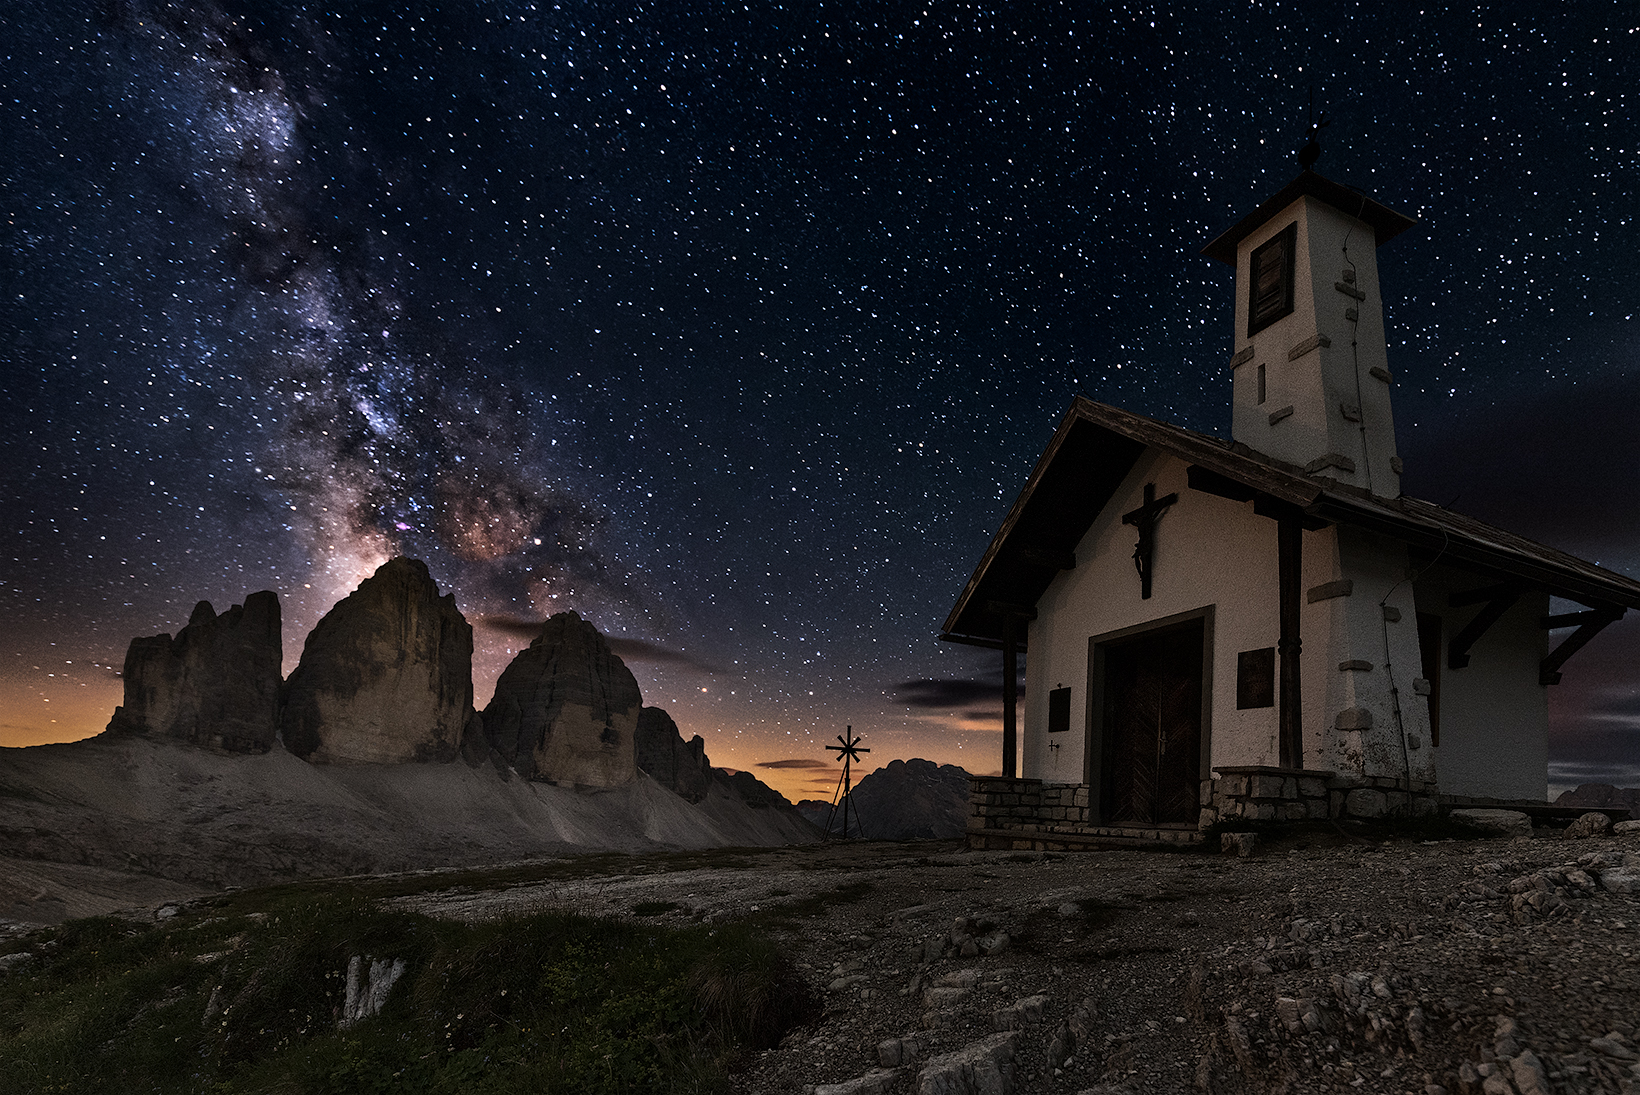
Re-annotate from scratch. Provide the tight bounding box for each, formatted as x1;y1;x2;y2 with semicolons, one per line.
1597;867;1640;894
1562;811;1613;840
916;1031;1018;1095
935;969;981;988
992;994;1048;1031
977;931;1010;956
1450;809;1533;837
1511;1049;1551;1095
340;954;406;1029
817;1069;902;1095
923;986;971;1008
0;953;34;973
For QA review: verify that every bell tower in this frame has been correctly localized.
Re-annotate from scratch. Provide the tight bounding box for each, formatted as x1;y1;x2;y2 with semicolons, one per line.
1202;171;1416;497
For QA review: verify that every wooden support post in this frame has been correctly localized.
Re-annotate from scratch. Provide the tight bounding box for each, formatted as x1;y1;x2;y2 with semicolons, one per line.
1002;615;1019;778
1277;510;1303;770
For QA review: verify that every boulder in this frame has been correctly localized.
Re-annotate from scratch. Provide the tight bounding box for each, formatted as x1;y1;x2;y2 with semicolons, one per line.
1449;809;1533;838
280;558;473;764
635;706;712;802
915;1031;1018;1095
1562;811;1614;840
482;611;639;786
106;592;281;753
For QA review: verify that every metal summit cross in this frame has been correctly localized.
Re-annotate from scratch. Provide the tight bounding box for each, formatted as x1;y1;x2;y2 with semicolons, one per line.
823;729;869;839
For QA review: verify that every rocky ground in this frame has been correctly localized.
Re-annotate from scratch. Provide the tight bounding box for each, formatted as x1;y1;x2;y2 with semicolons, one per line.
400;820;1640;1095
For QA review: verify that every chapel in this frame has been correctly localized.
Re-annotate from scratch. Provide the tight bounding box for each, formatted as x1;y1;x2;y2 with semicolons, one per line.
943;168;1640;848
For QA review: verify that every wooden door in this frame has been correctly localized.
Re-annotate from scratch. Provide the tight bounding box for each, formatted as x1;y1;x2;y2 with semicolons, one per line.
1101;623;1204;825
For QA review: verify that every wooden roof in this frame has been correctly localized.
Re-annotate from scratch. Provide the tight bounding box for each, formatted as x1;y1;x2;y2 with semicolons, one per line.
941;398;1640;645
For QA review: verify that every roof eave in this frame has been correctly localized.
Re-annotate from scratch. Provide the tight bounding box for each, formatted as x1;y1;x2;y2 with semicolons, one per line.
1201;170;1418;266
1308;494;1640;612
941;398;1096;637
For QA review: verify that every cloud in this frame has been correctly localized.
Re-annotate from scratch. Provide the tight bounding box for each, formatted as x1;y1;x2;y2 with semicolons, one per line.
1401;375;1640;555
756;758;832;770
473;616;724;672
607;638;726;675
893;678;1006;709
475;614;550;639
1584;692;1640;722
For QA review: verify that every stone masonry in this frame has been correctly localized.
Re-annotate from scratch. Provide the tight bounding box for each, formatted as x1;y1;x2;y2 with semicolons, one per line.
968;766;1443;850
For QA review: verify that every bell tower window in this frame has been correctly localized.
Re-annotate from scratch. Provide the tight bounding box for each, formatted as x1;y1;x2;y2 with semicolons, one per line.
1248;223;1297;336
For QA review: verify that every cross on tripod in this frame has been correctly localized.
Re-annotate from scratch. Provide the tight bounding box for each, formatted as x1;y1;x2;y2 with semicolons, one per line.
823;728;870;839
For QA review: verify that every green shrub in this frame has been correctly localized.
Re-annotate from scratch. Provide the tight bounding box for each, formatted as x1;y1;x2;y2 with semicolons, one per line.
0;892;812;1095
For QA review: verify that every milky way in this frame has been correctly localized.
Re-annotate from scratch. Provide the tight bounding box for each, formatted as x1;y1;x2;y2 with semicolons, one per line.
4;2;1637;800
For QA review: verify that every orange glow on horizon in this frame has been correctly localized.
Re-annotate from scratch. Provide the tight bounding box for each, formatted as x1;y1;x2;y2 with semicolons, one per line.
0;676;122;749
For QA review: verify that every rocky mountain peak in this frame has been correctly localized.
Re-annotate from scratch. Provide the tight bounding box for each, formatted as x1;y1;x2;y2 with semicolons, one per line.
796;757;971;839
636;706;713;803
280;557;474;764
482;610;641;786
106;590;282;753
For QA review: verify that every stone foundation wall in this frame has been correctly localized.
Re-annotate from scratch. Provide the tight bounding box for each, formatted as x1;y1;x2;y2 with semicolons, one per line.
1201;766;1440;828
967;776;1043;830
967;776;1200;850
969;766;1443;850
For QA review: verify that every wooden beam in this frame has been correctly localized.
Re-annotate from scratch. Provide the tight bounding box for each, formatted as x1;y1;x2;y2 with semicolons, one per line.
1447;585;1522;670
984;600;1037;621
1277;510;1303;769
1252;493;1331;531
1542;611;1609;629
1449;582;1522;609
1187;465;1333;530
1186;464;1258;503
938;633;1028;652
1541;610;1623;685
1002;616;1019;778
1017;548;1076;571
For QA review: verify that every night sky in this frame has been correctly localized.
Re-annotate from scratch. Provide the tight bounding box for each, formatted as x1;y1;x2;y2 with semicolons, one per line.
4;2;1637;803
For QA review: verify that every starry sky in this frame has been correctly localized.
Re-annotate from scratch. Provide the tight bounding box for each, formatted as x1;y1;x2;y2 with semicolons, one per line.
4;1;1637;803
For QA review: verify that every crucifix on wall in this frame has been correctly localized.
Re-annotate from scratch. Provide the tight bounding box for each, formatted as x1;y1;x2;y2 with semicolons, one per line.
1122;482;1178;599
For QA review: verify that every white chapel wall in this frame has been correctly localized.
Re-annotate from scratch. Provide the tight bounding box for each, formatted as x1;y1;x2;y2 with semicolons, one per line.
1022;449;1279;784
1412;565;1550;801
1023;446;1451;795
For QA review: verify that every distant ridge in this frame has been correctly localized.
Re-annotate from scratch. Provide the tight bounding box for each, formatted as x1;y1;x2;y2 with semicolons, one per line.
1555;783;1640;814
796;758;970;839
